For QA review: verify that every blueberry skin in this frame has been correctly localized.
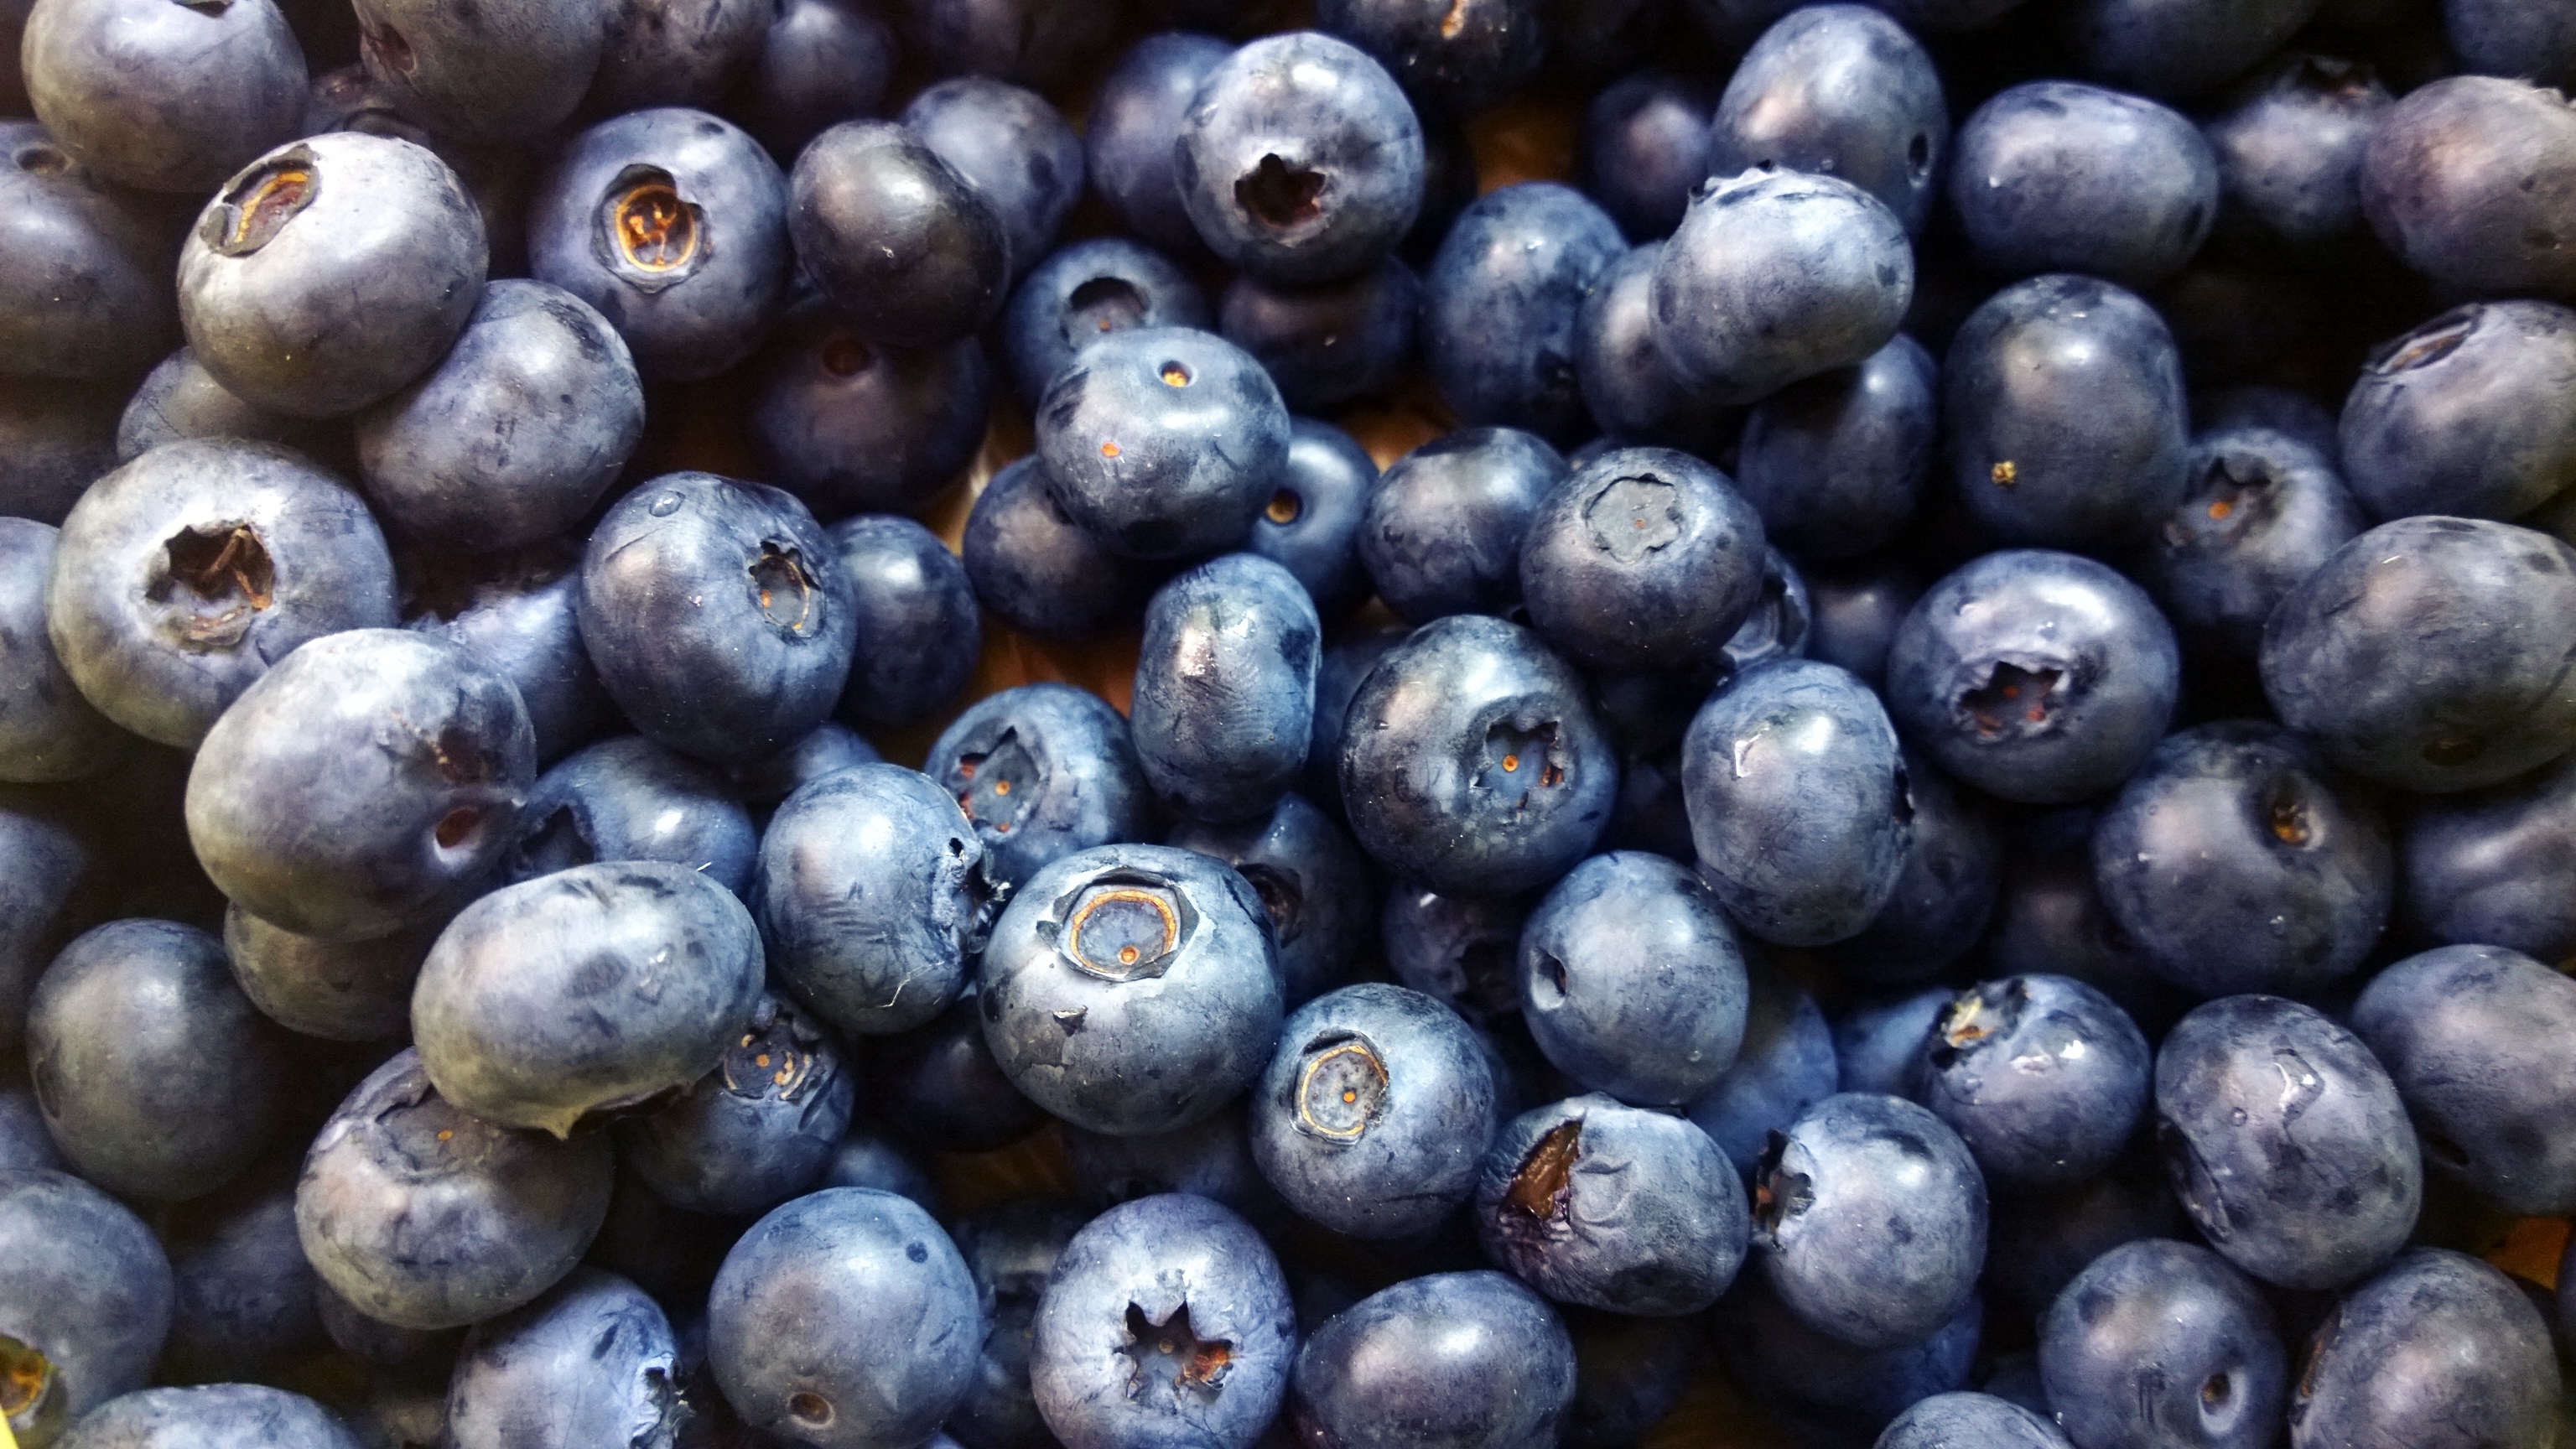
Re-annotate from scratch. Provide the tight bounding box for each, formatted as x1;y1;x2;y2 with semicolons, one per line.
1519;447;1768;676
408;554;610;766
1877;1393;2070;1449
1981;1154;2187;1326
585;0;769;113
312;1278;465;1380
828;517;980;730
901;78;1084;283
184;628;534;941
726;721;881;816
1518;851;1748;1106
2260;517;2576;793
946;1197;1088;1449
1707;7;1947;236
1169;792;1379;1009
1478;1093;1748;1316
179;133;485;418
735;0;896;159
0;520;127;784
1885;549;2182;805
222;903;430;1042
1805;556;1924;691
926;683;1155;892
1249;982;1497;1239
1682;659;1910;947
1575;242;1741;456
960;457;1144;641
615;990;854;1216
1038;326;1291;562
1131;553;1321;823
2091;721;2392;998
1561;1306;1706;1449
1030;1193;1296;1449
528;107;789;382
21;0;305;194
2154;994;2420;1291
1581;69;1714;241
2062;0;2323;101
506;735;757;896
1756;1092;1987;1349
1247;418;1378;621
789;120;1011;351
444;1269;682;1449
2401;752;2576;963
822;1125;943;1215
710;1188;983;1449
1219;257;1420;413
2149;425;2367;659
1174;31;1426;286
1000;238;1211;408
348;0;605;145
2360;76;2576;304
0;1171;170;1449
755;303;994;522
2202;55;2390;250
979;844;1284;1136
1947;83;2216;289
1289;1270;1575;1449
1736;334;1938;563
354;280;643;552
1086;32;1234;255
2350;945;2576;1215
756;763;981;1037
1304;626;1406;815
1711;1263;1981;1447
2340;302;2576;523
1426;182;1627;441
45;439;398;750
0;380;117;527
1062;1108;1284;1226
156;1171;323;1383
2449;0;2576;91
893;0;1119;95
2293;1249;2560;1449
1380;881;1535;1025
1833;988;1947;1098
1339;615;1618;896
296;1048;613;1331
54;1385;361;1449
1684;958;1840;1179
0;1087;61;1172
1817;750;2001;985
114;348;324;462
0;789;96;1061
1944;275;2189;550
579;472;859;764
1317;0;1540;117
1917;974;2150;1192
0;121;176;382
1358;426;1568;624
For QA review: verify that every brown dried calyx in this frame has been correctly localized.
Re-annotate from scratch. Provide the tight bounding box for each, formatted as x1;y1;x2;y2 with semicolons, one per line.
1506;1120;1582;1220
154;523;275;647
1236;154;1326;228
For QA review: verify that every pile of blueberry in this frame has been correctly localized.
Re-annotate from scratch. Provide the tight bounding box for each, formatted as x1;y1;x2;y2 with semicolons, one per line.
5;0;2576;1444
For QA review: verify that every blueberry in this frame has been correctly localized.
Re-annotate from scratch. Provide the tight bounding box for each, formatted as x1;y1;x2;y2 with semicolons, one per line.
27;919;286;1201
0;1086;61;1172
506;735;756;896
221;905;429;1043
2091;721;2392;998
53;1384;361;1449
1000;237;1211;409
2149;424;2367;659
1575;242;1742;455
1249;982;1496;1238
1981;1151;2187;1326
1085;32;1234;255
1478;1092;1748;1315
1581;69;1715;241
1030;1193;1296;1449
2400;752;2576;964
405;549;610;767
1754;1092;1987;1349
2292;1249;2561;1449
0;121;177;382
179;133;485;418
184;628;533;940
1063;1107;1285;1227
2196;382;2342;460
620;998;854;1218
311;1279;462;1382
2340;302;2576;523
1131;553;1320;823
2063;0;2323;101
1358;426;1568;624
0;789;96;1062
1168;791;1379;1009
756;762;982;1037
979;844;1282;1135
945;1197;1088;1449
1244;418;1378;622
1175;31;1426;285
0;379;118;527
1833;987;1948;1097
826;516;980;730
1303;626;1406;814
296;1048;613;1331
529;107;790;381
355;281;641;553
1983;807;2194;1036
1426;182;1626;441
1519;446;1769;675
2154;994;2420;1290
1339;615;1618;895
901;77;1083;283
751;305;987;523
735;0;896;159
1817;750;2001;985
1561;1307;1707;1449
2350;945;2576;1215
2447;0;2576;91
0;1171;171;1449
927;683;1155;892
819;1124;943;1215
892;0;1119;94
113;348;323;462
788;119;1010;351
1885;549;2181;804
709;1188;983;1449
1036;325;1291;561
21;0;305;194
155;1170;322;1383
1710;1272;1981;1448
1218;256;1420;413
2202;55;2391;251
1684;956;1839;1179
1379;880;1534;1025
0;520;126;784
1735;334;1939;563
1877;1392;2071;1448
2261;517;2576;793
46;439;398;750
1805;558;1925;691
960;457;1145;641
1947;82;2217;288
1707;6;1947;236
1517;851;1748;1106
348;0;604;144
445;1269;683;1449
579;472;859;764
585;0;768;113
2360;75;2576;304
1917;974;2151;1192
1290;1270;1575;1449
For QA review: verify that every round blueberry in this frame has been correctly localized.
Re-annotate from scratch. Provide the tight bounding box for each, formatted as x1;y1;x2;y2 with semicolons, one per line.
51;1384;360;1448
1290;1270;1574;1446
349;0;605;145
114;347;320;462
2400;752;2576;964
788;119;1010;350
1036;326;1290;561
584;0;767;112
1218;256;1420;413
1917;973;2150;1192
2149;424;2367;659
1684;958;1840;1179
945;1197;1088;1449
1519;445;1768;674
2202;54;2391;251
754;305;994;522
960;456;1146;642
0;790;96;1065
2350;945;2576;1216
1878;1392;2071;1448
405;550;610;768
1086;32;1234;255
1815;747;2001;985
1518;851;1748;1106
862;993;1050;1155
444;1269;678;1449
222;903;430;1044
2340;301;2576;523
1426;182;1625;442
615;993;854;1218
2360;75;2576;304
1000;237;1211;409
1358;425;1567;625
1132;553;1320;824
926;682;1155;892
901;76;1084;283
1575;242;1741;456
1947;81;2218;288
1168;791;1379;1010
735;0;896;159
504;735;758;896
21;0;305;195
1581;69;1715;241
1755;1091;1987;1348
1711;1274;1981;1446
1478;1092;1748;1316
1735;333;1939;563
1245;418;1378;622
827;516;981;730
2292;1249;2560;1449
155;1170;322;1384
1379;880;1534;1026
1062;1107;1284;1228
